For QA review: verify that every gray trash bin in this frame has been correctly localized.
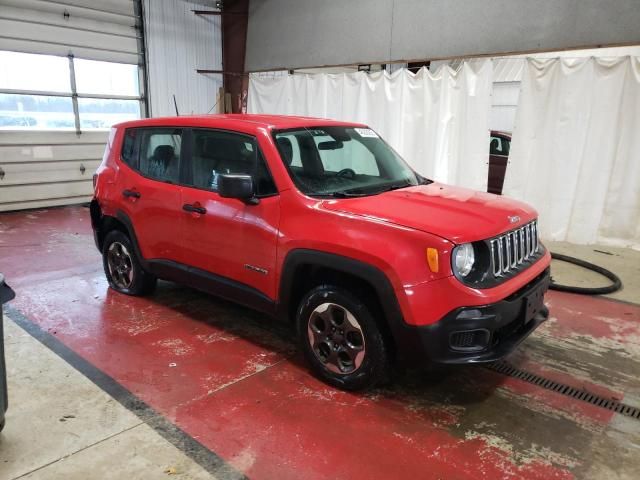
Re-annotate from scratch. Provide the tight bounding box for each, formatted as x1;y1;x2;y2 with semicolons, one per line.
0;273;15;432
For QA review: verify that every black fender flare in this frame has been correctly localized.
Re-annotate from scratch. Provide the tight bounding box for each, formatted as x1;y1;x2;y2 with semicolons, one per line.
93;206;149;270
277;249;406;346
113;210;149;269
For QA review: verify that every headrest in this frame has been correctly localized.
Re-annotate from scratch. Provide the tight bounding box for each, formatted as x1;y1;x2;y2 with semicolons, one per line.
153;145;175;162
277;137;294;166
490;138;500;151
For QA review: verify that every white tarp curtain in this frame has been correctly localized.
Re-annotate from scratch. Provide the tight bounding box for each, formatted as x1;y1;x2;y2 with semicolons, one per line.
248;61;493;191
504;57;640;248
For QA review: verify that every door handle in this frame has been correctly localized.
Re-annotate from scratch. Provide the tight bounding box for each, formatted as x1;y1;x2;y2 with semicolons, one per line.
183;203;206;215
122;189;140;199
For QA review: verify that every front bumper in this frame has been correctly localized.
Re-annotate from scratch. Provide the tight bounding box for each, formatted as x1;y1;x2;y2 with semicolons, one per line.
393;268;550;365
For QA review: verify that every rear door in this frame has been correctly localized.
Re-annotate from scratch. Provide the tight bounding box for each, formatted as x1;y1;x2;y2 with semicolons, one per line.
178;128;280;299
116;127;184;262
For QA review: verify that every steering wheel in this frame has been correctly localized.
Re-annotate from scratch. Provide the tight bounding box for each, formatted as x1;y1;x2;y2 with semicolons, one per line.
336;168;356;179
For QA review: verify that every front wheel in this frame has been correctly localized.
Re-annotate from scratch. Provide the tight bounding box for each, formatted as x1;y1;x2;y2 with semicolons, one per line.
102;230;156;296
297;285;390;390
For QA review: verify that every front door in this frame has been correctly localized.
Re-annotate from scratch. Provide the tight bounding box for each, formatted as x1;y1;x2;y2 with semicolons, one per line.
178;128;280;300
116;127;184;262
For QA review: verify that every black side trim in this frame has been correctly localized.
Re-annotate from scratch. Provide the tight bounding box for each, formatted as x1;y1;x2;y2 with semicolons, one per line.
4;305;246;480
148;260;276;317
278;249;408;352
89;199;102;251
101;211;275;315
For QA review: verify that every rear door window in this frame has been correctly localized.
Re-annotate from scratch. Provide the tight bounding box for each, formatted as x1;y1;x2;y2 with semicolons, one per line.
490;136;510;156
120;127;183;184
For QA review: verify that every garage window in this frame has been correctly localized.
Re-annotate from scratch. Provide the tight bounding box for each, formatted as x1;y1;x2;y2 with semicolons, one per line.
0;51;143;132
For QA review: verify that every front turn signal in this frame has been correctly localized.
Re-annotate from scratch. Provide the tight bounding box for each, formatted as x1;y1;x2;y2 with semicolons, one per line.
426;248;439;273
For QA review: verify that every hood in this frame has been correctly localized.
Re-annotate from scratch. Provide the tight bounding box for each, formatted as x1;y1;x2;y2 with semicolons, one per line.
321;183;537;244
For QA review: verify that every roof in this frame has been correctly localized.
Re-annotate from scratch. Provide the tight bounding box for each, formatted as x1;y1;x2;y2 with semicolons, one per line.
113;114;367;132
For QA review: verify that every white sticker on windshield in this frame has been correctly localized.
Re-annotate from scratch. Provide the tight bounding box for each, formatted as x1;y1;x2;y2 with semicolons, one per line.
354;128;378;138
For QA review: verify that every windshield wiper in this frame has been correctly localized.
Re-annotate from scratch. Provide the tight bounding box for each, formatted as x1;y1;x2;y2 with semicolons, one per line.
327;191;371;198
316;177;432;199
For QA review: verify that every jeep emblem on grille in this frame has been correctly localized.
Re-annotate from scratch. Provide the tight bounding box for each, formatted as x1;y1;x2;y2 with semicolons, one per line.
508;215;520;224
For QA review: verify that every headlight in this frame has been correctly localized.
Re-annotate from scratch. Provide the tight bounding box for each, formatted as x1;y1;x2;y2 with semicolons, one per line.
453;243;475;277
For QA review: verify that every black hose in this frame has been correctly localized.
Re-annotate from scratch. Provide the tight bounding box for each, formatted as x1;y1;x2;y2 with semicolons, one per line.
549;252;622;295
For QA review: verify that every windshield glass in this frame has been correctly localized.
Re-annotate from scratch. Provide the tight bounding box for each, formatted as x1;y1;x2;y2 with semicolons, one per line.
273;126;428;197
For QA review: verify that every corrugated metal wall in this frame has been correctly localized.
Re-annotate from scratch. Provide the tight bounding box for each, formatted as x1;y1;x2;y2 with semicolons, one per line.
0;0;141;212
144;0;222;117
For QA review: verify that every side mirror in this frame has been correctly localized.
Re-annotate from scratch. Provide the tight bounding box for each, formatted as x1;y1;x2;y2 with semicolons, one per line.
217;174;259;205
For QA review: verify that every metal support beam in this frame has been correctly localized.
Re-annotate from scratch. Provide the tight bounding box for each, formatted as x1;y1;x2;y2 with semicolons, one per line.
196;69;246;76
134;0;151;118
221;0;249;113
0;89;141;101
192;10;247;16
67;54;81;136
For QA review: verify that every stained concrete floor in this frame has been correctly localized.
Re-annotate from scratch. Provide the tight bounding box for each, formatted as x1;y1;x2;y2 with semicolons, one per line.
546;241;640;304
0;318;215;480
0;206;639;479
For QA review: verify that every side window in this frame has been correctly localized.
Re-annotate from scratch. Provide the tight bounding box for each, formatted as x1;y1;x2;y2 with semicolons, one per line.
502;137;511;156
138;128;182;183
490;136;504;155
189;129;277;196
120;128;138;169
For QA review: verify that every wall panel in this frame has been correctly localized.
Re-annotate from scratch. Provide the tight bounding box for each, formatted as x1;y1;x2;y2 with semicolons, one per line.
0;131;107;212
144;0;223;117
246;0;640;71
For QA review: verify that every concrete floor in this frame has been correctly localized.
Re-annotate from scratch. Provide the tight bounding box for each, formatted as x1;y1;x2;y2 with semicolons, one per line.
0;319;215;480
0;205;639;479
546;241;640;305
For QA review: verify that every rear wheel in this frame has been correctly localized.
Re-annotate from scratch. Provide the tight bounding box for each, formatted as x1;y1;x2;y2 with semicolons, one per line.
297;285;390;390
102;230;156;296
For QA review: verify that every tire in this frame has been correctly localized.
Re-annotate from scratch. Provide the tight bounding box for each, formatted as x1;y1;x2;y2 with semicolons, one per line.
297;285;390;391
102;230;156;296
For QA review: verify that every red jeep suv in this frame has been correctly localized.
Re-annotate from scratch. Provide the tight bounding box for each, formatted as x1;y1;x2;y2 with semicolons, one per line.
90;114;550;390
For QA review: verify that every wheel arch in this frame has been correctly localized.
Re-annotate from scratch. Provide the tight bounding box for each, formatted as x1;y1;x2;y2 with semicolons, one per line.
278;249;405;358
90;202;146;267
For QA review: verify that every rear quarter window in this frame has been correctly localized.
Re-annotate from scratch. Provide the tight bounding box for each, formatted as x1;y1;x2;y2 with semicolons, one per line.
121;128;139;169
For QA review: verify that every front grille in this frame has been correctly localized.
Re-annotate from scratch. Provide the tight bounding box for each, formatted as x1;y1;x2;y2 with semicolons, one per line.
489;220;539;277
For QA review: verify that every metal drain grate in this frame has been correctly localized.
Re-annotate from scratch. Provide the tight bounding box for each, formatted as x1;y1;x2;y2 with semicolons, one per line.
486;360;640;420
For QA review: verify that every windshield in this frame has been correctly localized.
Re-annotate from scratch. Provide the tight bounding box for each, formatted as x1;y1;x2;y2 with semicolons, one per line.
273;126;429;197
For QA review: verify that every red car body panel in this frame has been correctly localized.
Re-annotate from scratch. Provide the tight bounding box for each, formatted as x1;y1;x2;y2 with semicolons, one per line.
320;182;537;244
93;114;550;364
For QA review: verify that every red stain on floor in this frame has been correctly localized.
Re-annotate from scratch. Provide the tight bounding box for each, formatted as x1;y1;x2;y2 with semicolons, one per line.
543;294;640;342
3;206;637;479
175;363;573;480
